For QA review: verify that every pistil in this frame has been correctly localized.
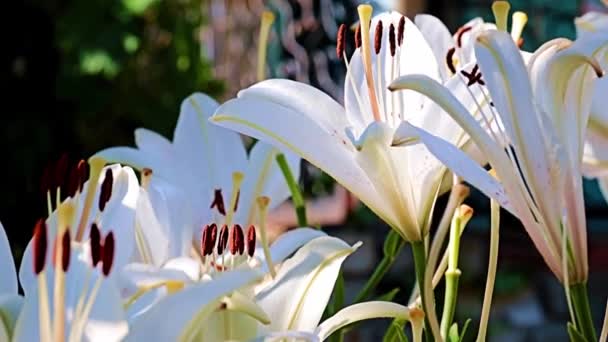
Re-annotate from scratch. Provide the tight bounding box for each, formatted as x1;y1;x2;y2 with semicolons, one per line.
492;1;511;32
510;11;528;42
256;196;276;277
257;10;275;82
357;5;382;122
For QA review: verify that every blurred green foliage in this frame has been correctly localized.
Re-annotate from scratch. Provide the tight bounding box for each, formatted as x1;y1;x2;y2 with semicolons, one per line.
4;0;222;257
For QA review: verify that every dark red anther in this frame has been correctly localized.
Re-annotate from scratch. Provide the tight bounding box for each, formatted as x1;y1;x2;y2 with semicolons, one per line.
354;25;362;49
210;189;226;216
201;225;210;256
336;23;346;58
461;64;484;86
61;230;71;272
246;225;256;257
446;47;457;74
99;169;113;212
209;224;218;250
33;219;47;275
76;160;87;193
388;24;396;57
456;26;472;48
517;37;524;48
217;224;229;255
90;223;102;267
374;21;383;55
397;16;405;46
102;231;115;277
230;224;244;255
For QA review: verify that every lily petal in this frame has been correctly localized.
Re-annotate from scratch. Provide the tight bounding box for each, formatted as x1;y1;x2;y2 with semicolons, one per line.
394;121;512;213
415;14;455;81
212;82;390;231
0;222;17;294
315;301;412;341
0;294;23;339
125;269;263;341
256;236;361;334
235;142;301;226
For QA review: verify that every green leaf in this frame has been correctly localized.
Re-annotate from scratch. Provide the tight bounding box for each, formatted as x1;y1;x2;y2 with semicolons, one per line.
459;319;472;342
376;288;400;302
383;318;409;342
448;322;459;342
567;322;589;342
383;231;404;256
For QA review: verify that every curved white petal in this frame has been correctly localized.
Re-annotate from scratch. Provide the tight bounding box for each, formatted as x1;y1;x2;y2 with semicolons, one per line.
212;84;390;231
346;13;440;131
14;248;127;342
257;228;327;270
0;222;17;294
315;301;411;341
97;166;139;269
575;11;608;36
125;269;263;341
415;14;455;81
0;293;23;339
256;236;360;334
395;121;512;212
234;142;301;226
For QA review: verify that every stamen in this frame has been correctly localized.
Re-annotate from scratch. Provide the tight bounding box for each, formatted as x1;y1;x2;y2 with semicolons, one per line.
230;224;245;256
217;224;229;255
141;168;153;189
209;223;218;250
492;1;511;32
90;223;102;267
389;24;396;57
34;218;52;342
246;225;256;257
446;47;457;74
374;21;383;55
257;10;275;82
201;225;211;256
336;24;346;58
210;189;226;216
357;4;382;122
75;156;106;241
98;169;113;212
33;219;48;275
397;16;405;46
455;26;472;48
76;160;87;194
256;196;276;277
225;171;245;226
517;38;524;48
102;231;115;277
61;230;71;272
510;11;528;42
55;153;69;202
354;25;361;49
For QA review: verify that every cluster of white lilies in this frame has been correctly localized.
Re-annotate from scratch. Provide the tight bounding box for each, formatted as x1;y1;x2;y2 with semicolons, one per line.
1;1;607;341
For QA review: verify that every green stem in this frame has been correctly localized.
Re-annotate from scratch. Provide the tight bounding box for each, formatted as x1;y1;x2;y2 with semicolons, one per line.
275;153;307;226
440;212;463;338
412;240;438;342
570;282;597;342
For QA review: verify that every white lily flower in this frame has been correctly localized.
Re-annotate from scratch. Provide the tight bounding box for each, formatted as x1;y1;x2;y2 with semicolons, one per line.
389;30;607;283
19;164;139;293
575;11;608;197
0;222;23;341
124;234;360;341
95;93;300;255
13;215;128;342
255;301;423;342
119;227;326;319
211;7;491;242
